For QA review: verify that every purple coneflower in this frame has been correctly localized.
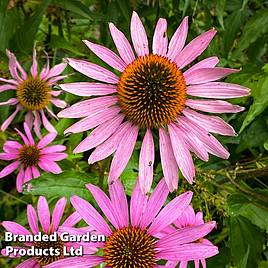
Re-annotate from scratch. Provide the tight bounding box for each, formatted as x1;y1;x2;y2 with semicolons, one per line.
1;196;96;268
0;49;67;135
0;123;67;192
44;179;218;267
59;11;250;193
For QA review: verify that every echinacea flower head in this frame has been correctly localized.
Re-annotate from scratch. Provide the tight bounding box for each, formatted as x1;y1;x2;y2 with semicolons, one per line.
59;11;250;193
1;196;93;268
0;49;67;135
163;206;216;268
44;179;218;268
0;123;67;192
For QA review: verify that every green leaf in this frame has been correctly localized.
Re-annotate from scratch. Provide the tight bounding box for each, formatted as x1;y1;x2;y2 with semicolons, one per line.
216;0;225;29
239;75;268;133
233;11;268;58
23;171;98;200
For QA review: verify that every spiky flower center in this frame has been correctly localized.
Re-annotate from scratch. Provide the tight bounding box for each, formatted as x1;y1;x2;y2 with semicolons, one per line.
19;145;40;167
104;227;156;268
34;237;64;265
17;77;51;110
117;54;186;128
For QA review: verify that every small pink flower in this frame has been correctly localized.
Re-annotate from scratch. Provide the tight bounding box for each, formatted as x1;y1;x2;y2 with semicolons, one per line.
0;123;67;192
0;49;67;136
44;179;218;268
163;206;216;268
59;11;250;193
1;196;96;268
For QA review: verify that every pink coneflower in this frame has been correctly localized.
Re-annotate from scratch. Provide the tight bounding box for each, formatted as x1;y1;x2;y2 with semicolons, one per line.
0;123;67;192
162;206;216;268
44;179;218;267
0;49;67;135
1;196;96;268
59;12;250;193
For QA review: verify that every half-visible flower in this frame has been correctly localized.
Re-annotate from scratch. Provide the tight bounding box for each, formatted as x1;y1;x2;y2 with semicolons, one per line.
0;123;67;192
163;205;216;268
0;49;67;135
1;196;96;268
44;179;218;268
59;12;250;193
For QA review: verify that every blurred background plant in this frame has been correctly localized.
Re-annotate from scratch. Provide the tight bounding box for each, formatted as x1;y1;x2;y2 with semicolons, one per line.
0;0;268;267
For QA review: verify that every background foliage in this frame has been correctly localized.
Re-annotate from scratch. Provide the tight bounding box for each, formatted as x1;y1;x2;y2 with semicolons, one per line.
0;0;268;267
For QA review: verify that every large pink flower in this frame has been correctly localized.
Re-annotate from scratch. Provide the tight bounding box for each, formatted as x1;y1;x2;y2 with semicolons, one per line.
44;179;218;268
1;196;96;268
0;49;67;135
59;11;250;193
0;123;67;192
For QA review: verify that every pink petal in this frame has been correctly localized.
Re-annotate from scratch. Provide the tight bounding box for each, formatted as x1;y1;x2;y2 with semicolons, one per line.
130;11;149;56
186;82;250;98
185;67;239;85
3;141;22;153
0;153;18;160
168;123;195;184
140;179;169;229
30;48;38;78
27;205;39;234
159;128;179;192
0;84;17;92
139;129;155;194
130;179;148;227
109;179;129;228
74;114;124;153
108;125;139;183
86;183;121;229
16;167;25;193
40;110;57;133
174;205;196;228
2;221;31;235
40;153;67;161
175;29;217;69
183;56;219;78
16;258;38;268
88;122;132;164
23;122;35;145
167;16;188;61
153;18;168;56
40;145;66;154
58;96;117;119
64;106;120;134
45;63;67;80
1;105;21;131
186;99;244;113
84;40;127;72
70;195;112;236
37;132;57;148
24;166;33;183
51;98;67;108
0;98;18;106
0;77;19;85
47;75;67;85
66;58;119;84
6;50;23;82
51;197;67;232
60;82;117;97
183;108;236;136
195;211;205;225
38;159;62;174
0;161;19;178
62;211;82;227
51;90;62;97
37;196;51;233
40;51;50;80
148;191;193;235
33;111;42;138
109;23;135;64
25;111;34;130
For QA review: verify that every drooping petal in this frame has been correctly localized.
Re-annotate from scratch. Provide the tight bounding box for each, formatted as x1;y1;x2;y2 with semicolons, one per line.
70;195;112;236
185;67;239;85
148;191;193;235
175;29;217;69
31;166;40;178
2;221;31;235
168;123;195;184
0;161;19;179
84;40;127;72
16;167;25;193
153;18;168;56
37;196;51;233
109;23;136;64
27;205;39;234
0;84;17;92
0;153;19;160
1;105;21;131
186;99;244;113
24;166;33;183
16;258;38;268
38;159;62;174
59;82;117;97
108;125;139;183
51;197;67;232
3;141;22;153
74;114;124;153
186;82;250;99
139;128;155;193
33;111;42;138
159;128;179;192
25;111;34;130
130;11;149;56
167;16;188;60
66;58;119;84
40;110;57;133
51;98;67;108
